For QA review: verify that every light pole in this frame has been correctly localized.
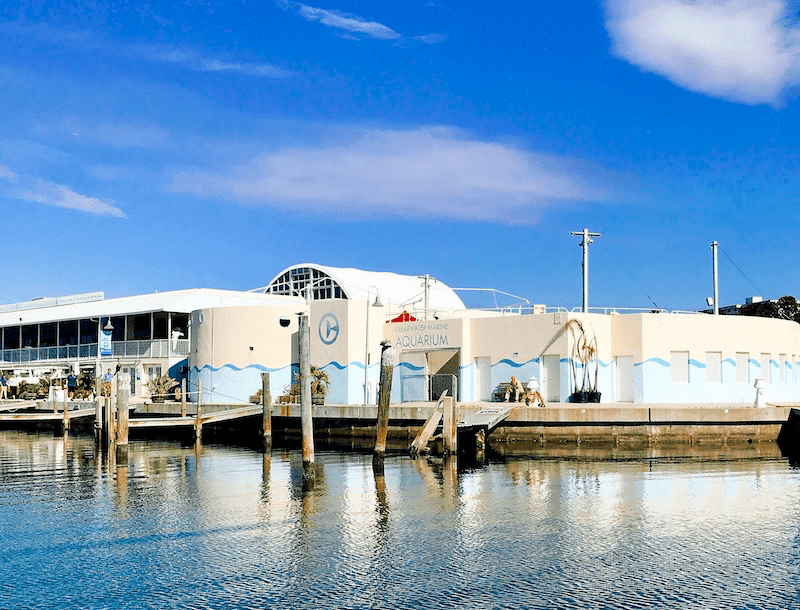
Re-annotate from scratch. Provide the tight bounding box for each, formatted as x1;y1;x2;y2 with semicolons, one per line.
94;317;114;377
711;241;719;315
364;286;383;404
570;229;601;313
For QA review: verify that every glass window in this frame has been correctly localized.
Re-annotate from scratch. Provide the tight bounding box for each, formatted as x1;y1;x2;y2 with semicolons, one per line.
780;354;787;383
736;352;749;383
706;352;721;383
22;325;38;348
171;313;189;339
110;316;125;342
40;323;57;347
127;314;151;340
59;320;78;346
153;312;169;340
3;326;19;349
79;319;98;344
670;351;689;383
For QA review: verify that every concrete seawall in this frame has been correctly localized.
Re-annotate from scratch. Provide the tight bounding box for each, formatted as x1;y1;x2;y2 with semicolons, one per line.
255;401;795;447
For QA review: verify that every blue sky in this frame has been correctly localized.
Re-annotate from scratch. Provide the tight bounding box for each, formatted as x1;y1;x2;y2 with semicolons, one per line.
2;0;799;311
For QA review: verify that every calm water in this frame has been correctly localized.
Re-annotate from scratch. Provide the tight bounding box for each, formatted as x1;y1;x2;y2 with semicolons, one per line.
2;431;800;610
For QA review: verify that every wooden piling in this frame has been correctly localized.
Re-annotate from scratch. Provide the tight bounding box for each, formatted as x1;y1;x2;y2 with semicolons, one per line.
116;373;129;463
195;378;203;442
180;378;187;418
62;389;69;434
94;393;103;443
442;395;457;454
410;389;448;455
374;340;395;458
261;372;272;449
299;313;314;466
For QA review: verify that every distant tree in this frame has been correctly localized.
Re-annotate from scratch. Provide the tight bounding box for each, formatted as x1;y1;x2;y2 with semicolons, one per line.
740;296;800;323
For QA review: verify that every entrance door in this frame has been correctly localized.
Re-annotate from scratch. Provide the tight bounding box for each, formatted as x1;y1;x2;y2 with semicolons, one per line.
542;355;561;403
121;366;137;397
401;352;427;402
427;349;460;402
475;357;491;401
616;356;634;402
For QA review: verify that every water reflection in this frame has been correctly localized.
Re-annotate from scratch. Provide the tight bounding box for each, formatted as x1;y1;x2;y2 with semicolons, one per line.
1;430;800;609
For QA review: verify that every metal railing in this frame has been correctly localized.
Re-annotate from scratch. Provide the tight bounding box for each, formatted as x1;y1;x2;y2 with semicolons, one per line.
569;307;703;315
0;339;189;365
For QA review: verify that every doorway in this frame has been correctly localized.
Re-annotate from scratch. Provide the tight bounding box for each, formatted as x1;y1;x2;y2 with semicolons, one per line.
542;355;561;403
615;356;634;402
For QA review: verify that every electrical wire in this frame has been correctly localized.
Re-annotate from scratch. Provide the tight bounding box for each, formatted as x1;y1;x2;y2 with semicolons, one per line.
717;244;763;295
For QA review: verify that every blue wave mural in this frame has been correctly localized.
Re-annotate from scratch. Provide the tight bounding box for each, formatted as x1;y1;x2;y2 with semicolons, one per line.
638;358;670;368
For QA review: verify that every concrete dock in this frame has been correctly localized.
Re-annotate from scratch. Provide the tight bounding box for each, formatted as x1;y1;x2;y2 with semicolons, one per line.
0;399;795;448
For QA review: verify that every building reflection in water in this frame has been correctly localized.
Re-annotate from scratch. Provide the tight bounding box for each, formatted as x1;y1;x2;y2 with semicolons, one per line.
1;431;798;610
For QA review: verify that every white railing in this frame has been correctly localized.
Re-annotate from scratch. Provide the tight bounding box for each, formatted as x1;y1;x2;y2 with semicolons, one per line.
569;307;703;315
0;339;189;364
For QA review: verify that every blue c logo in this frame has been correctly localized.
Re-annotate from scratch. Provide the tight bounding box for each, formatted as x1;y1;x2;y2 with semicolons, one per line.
318;313;340;345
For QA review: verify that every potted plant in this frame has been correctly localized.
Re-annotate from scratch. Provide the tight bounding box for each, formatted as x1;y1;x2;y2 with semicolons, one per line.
311;365;329;405
565;320;601;403
147;374;178;403
287;365;330;405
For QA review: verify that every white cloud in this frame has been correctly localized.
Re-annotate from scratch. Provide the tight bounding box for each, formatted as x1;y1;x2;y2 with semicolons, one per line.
201;59;294;78
0;167;125;218
279;1;444;44
295;4;401;39
604;0;800;105
415;33;448;45
0;166;19;183
172;127;614;223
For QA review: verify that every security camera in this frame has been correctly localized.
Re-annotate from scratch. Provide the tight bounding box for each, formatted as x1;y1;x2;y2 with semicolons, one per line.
279;316;291;328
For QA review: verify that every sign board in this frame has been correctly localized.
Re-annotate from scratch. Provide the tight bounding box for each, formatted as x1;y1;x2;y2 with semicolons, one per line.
100;329;112;356
390;320;461;351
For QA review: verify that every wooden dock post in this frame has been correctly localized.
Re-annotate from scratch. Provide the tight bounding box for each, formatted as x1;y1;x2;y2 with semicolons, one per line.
116;373;129;463
94;394;103;443
62;389;69;434
180;378;187;418
374;340;395;459
299;313;314;467
442;395;457;454
410;390;447;456
195;379;203;442
261;372;272;450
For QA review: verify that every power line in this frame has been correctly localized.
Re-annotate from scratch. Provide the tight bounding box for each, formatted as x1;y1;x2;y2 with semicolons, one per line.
717;244;762;295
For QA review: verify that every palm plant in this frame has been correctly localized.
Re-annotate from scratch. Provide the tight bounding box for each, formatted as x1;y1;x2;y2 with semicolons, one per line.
147;374;178;402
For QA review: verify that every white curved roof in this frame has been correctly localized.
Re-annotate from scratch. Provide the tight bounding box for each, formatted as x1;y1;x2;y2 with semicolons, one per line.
0;289;303;327
263;264;465;310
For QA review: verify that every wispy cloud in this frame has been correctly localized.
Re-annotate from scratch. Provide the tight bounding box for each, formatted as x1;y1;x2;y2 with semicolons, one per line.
0;20;293;80
201;59;294;78
0;166;126;218
172;127;615;223
278;1;445;44
34;120;171;150
604;0;800;105
295;4;401;40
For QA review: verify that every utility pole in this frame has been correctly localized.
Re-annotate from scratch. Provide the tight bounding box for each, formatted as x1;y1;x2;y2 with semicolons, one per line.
418;274;435;319
711;241;719;315
570;229;601;313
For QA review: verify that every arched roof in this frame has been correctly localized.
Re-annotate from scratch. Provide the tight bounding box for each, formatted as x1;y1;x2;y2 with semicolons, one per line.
262;264;465;310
